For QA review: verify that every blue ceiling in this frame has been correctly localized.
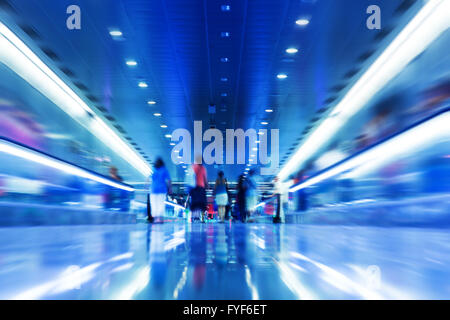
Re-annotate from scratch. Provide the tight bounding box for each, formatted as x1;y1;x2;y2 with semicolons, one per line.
1;0;422;181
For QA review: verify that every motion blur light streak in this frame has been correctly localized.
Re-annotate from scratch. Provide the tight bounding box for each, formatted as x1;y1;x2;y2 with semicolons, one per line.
108;252;134;262
12;262;102;300
165;201;185;210
164;238;185;251
111;263;134;274
0;22;152;177
275;260;317;300
114;266;150;300
0;139;134;192
279;0;450;181
245;266;260;300
289;110;450;192
173;266;188;299
289;252;383;299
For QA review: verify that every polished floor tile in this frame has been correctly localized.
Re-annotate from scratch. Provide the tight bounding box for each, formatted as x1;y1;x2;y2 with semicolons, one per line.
0;222;449;299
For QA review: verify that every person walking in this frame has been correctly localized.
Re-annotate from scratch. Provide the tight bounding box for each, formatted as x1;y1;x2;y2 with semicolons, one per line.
245;169;258;222
214;171;228;222
237;174;248;222
189;155;208;222
150;157;171;224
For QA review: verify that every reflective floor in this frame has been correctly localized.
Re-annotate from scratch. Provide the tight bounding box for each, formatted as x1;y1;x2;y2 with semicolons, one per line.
0;222;450;300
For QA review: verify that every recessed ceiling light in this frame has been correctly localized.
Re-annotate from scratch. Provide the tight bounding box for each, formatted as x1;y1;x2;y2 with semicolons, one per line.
256;140;260;144
126;60;138;66
221;93;228;97
138;81;148;88
277;73;287;79
153;113;162;117
221;32;230;38
286;48;298;54
165;134;172;138
170;142;175;146
220;77;228;82
160;124;167;128
295;19;310;26
265;109;273;112
109;30;123;37
220;57;229;62
252;147;257;151
147;100;156;105
221;5;231;11
261;121;268;125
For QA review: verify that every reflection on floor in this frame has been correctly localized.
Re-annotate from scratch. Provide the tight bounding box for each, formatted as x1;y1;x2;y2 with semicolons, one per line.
0;222;449;299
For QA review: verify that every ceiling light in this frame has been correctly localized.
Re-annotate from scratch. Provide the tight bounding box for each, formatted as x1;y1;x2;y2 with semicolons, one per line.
147;100;156;105
126;60;137;66
220;77;228;82
170;142;175;146
295;19;310;26
160;124;167;128
265;109;273;113
165;134;172;138
220;57;229;62
0;22;151;176
286;48;298;54
221;5;231;11
153;113;162;117
109;29;123;37
252;147;257;151
221;93;227;97
221;32;230;38
138;82;148;88
258;131;265;135
261;121;268;125
278;0;449;182
256;140;260;144
277;73;287;79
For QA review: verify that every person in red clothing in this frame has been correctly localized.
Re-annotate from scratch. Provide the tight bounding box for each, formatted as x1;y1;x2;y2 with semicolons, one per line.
189;155;209;222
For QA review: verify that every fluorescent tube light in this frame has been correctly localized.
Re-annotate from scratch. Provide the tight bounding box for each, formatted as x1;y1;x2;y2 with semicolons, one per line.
289;110;450;193
278;0;450;181
0;139;134;192
0;22;151;177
